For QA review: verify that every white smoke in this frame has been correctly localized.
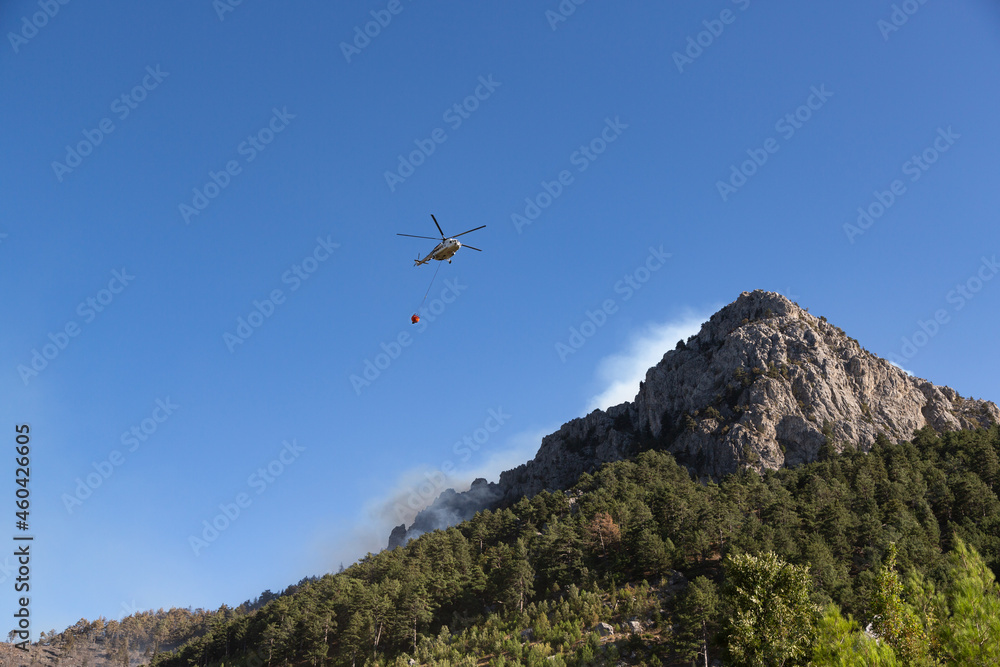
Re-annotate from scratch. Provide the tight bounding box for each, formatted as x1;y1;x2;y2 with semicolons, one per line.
586;311;713;412
315;311;719;569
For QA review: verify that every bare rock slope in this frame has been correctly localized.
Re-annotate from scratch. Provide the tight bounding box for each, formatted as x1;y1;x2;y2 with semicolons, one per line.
391;290;998;546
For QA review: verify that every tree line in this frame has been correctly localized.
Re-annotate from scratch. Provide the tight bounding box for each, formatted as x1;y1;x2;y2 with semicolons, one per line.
128;424;1000;665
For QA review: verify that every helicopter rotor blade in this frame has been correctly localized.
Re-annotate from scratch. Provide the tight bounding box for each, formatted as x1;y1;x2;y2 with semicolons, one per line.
452;225;486;238
462;245;483;251
430;214;445;239
397;233;441;240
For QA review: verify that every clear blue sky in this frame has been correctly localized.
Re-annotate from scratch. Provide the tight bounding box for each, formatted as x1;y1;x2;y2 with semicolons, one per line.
2;0;999;637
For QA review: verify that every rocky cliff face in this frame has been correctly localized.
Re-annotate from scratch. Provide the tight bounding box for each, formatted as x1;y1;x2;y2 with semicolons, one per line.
390;290;999;547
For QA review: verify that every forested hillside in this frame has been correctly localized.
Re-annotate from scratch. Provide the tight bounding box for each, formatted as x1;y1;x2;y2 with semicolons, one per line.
395;291;1000;543
141;424;1000;666
5;580;316;666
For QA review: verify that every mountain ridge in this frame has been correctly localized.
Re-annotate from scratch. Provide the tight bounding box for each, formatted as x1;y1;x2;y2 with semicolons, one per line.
392;290;999;547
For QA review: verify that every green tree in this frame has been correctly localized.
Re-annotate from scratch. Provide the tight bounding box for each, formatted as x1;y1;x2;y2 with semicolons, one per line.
400;581;434;654
631;528;674;576
935;537;1000;665
261;620;288;667
811;605;899;666
340;578;400;667
534;517;585;590
672;576;719;667
870;544;934;665
722;551;818;667
490;539;535;613
301;596;335;667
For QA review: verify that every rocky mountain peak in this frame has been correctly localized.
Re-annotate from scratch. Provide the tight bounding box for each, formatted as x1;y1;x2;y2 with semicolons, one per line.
628;290;996;474
390;290;999;547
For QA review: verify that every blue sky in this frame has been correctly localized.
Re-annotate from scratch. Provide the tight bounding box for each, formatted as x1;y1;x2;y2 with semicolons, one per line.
2;0;999;637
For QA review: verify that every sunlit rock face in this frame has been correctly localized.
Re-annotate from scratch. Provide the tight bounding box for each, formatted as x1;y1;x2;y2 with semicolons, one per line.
393;290;999;546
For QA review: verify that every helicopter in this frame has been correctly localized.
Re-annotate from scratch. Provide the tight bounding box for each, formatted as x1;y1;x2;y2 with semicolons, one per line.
397;214;485;266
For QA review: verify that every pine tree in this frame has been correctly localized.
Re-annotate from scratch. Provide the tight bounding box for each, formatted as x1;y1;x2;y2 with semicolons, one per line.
673;576;719;667
810;605;899;666
490;539;535;613
534;517;585;590
870;543;933;665
936;537;1000;665
400;581;434;654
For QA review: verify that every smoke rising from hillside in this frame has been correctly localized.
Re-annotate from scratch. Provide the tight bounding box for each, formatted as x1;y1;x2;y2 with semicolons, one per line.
586;311;713;412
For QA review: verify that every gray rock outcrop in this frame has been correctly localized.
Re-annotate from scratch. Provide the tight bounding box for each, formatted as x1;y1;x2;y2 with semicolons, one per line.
394;291;998;545
387;524;408;550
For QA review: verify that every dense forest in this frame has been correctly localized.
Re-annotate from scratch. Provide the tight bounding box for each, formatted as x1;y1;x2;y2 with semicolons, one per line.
39;425;1000;665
